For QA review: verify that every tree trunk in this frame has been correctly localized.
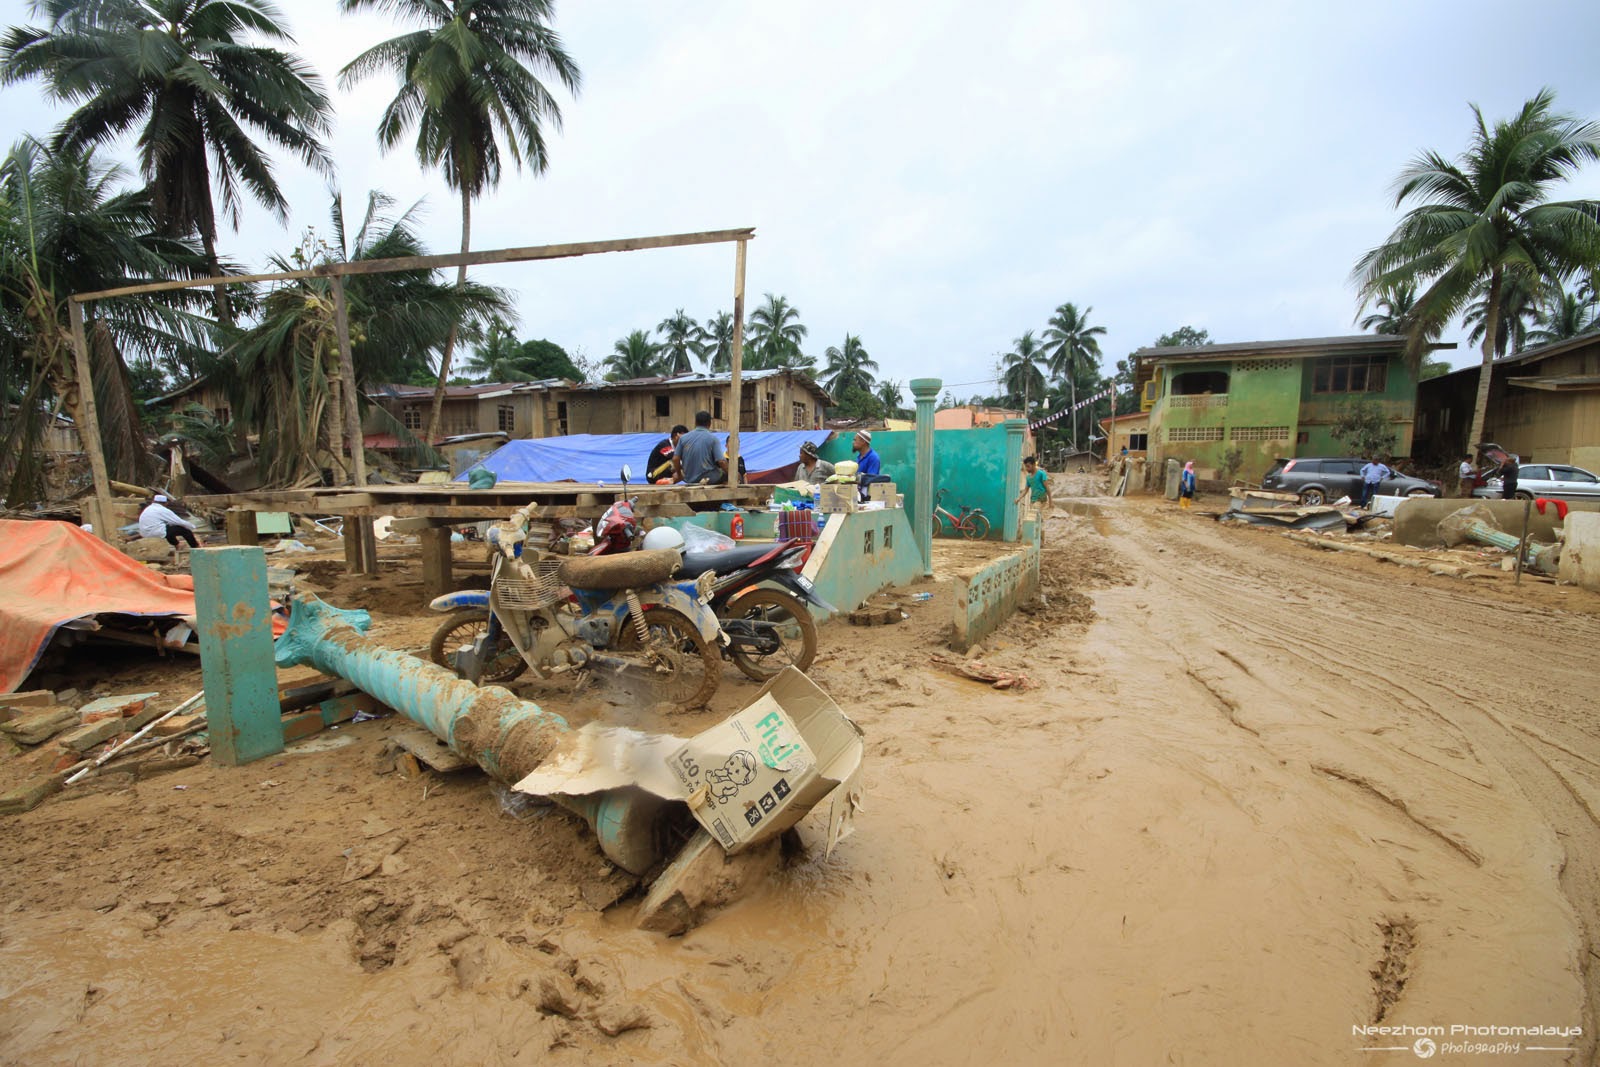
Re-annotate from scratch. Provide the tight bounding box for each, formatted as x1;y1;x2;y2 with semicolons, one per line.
426;185;472;445
193;152;233;328
1464;269;1502;453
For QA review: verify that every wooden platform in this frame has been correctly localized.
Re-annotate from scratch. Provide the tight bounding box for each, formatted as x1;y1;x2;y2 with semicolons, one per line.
191;480;774;595
190;481;770;521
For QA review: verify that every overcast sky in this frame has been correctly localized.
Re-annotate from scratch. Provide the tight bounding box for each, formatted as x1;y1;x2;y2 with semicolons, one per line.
5;0;1600;391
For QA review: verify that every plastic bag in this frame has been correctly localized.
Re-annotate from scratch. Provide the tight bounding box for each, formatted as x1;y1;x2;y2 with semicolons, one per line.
680;524;737;553
490;781;551;820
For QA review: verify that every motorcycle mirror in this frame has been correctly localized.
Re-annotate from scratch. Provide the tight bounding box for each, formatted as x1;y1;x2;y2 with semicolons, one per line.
619;464;632;486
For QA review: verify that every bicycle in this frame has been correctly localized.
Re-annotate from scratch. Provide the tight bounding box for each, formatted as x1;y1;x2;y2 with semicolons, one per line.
932;488;991;540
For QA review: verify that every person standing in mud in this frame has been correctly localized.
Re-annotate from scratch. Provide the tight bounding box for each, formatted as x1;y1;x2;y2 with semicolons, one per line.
1017;454;1051;513
1496;451;1520;499
1458;454;1477;497
1178;461;1196;509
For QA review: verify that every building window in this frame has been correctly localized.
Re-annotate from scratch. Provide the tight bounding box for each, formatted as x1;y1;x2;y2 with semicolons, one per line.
654;394;670;417
713;395;725;421
212;405;231;425
1313;356;1388;394
497;404;515;433
1228;425;1290;441
1128;432;1149;450
1296;431;1309;445
765;392;777;425
1165;426;1224;443
792;401;807;428
1171;370;1230;396
556;400;569;435
402;406;423;431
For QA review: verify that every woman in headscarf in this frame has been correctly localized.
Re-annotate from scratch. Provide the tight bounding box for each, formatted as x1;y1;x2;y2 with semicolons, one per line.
1179;461;1197;509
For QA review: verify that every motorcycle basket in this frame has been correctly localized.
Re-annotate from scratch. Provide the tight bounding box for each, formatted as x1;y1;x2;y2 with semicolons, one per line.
492;556;569;610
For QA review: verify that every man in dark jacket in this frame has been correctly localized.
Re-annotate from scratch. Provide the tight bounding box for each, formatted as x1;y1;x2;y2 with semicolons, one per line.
645;425;687;482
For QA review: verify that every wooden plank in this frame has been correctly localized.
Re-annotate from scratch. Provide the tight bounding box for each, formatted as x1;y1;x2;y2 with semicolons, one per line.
391;727;474;773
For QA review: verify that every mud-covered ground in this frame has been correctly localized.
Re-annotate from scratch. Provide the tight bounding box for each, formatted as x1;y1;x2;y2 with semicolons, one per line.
3;494;1599;1065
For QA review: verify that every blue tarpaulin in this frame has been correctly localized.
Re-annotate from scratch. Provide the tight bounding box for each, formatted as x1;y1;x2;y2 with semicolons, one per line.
455;430;834;484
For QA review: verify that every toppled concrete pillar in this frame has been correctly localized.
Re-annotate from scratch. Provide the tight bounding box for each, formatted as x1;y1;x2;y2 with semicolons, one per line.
1558;513;1600;591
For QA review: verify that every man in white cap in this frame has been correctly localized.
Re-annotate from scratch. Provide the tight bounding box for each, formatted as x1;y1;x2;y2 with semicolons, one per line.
138;493;199;553
852;429;881;479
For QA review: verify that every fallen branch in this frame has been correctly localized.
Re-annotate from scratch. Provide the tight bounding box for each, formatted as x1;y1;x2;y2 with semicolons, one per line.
66;689;205;785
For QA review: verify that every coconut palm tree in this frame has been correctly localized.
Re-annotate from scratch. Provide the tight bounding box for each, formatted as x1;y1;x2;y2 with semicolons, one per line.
0;138;209;503
1354;89;1600;450
702;311;733;371
461;316;523;380
745;293;806;370
1357;284;1419;333
1042;302;1105;450
876;379;904;419
822;334;877;398
339;0;580;444
221;190;513;485
656;308;704;375
2;0;334;323
1528;283;1598;345
1003;330;1047;417
605;329;661;380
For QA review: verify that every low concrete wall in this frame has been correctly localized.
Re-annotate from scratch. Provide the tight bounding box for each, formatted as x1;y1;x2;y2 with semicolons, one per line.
800;508;923;620
1558;513;1600;591
1392;498;1600;547
951;544;1041;652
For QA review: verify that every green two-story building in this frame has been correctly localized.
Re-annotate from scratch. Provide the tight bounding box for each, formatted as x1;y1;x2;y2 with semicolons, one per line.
1132;334;1449;481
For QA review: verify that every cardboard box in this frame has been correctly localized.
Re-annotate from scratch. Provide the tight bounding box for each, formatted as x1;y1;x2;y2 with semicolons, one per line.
817;483;857;513
866;481;899;506
512;668;864;857
665;669;864;852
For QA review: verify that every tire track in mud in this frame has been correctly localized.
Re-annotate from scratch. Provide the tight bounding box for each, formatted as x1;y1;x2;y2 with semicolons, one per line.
1105;502;1600;1059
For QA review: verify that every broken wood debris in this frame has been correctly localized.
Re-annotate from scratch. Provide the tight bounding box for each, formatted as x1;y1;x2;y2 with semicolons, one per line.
929;654;1035;690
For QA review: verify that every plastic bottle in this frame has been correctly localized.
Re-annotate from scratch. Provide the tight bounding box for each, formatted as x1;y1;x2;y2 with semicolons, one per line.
730;514;744;540
909;592;933;602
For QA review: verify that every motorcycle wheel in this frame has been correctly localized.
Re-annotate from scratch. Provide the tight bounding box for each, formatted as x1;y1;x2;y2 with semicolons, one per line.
614;607;720;711
428;609;527;685
724;588;818;681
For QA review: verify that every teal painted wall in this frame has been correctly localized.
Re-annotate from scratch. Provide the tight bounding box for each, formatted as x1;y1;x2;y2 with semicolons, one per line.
819;426;1010;539
799;508;923;619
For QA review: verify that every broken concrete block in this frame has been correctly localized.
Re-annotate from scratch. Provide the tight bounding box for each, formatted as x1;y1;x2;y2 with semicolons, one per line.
56;717;126;754
77;693;158;723
0;691;57;713
0;706;80;746
0;772;66;815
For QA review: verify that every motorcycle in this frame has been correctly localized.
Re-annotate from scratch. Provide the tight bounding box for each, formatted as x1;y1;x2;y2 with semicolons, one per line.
586;499;831;680
427;468;727;710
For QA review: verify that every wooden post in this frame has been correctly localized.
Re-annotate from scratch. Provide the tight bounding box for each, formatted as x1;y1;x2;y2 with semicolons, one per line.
329;276;367;488
190;546;284;766
726;239;747;483
1515;497;1531;585
68;301;115;544
420;525;453;601
224;508;259;546
343;516;362;574
358;515;379;576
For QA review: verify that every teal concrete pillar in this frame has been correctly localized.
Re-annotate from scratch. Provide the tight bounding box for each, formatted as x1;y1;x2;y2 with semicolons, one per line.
910;377;941;576
1001;418;1027;542
191;546;284;766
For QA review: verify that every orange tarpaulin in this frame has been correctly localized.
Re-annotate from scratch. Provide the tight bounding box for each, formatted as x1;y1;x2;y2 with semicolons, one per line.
0;519;279;693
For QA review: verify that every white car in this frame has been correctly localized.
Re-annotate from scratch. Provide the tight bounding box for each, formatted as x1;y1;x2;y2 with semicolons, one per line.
1472;463;1600;500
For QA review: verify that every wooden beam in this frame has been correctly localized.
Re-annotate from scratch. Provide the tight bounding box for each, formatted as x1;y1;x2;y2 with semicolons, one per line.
727;238;747;483
70;228;756;303
325;228;755;279
68;302;116;544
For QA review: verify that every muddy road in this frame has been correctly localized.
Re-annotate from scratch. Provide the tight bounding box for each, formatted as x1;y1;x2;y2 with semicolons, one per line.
2;498;1596;1065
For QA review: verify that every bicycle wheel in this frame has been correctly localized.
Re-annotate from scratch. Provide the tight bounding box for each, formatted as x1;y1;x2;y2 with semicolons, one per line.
614;608;720;711
962;512;991;540
932;513;950;538
428;610;526;684
724;588;818;681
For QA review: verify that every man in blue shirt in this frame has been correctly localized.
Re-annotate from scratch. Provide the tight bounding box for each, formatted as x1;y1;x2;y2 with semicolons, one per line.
852;430;881;478
1358;458;1391;508
676;410;727;485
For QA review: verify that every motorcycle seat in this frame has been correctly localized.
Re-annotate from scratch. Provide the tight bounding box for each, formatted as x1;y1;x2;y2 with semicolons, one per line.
558;548;680;591
677;543;780;579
